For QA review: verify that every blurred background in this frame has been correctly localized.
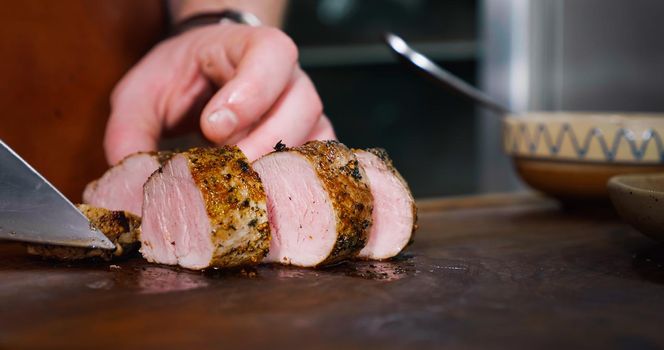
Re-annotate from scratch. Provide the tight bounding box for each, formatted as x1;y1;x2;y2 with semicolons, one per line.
285;0;479;198
283;0;664;198
2;0;664;200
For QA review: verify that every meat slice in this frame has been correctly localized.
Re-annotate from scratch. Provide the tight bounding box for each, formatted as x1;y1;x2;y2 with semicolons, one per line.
252;140;373;267
83;151;172;216
27;204;141;261
140;146;270;270
354;148;417;260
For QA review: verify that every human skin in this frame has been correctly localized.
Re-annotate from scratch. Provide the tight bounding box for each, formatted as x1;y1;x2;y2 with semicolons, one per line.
104;0;335;164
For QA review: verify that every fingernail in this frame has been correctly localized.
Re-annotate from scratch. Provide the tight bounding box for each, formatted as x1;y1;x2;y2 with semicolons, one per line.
206;108;239;141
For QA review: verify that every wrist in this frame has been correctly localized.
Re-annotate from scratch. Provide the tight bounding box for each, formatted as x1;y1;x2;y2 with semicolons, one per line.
169;0;287;28
173;9;262;35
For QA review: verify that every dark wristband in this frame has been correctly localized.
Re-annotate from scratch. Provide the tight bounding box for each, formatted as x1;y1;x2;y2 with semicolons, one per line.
173;9;262;35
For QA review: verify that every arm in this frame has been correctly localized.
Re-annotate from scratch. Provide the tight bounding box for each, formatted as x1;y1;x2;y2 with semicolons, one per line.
169;0;288;27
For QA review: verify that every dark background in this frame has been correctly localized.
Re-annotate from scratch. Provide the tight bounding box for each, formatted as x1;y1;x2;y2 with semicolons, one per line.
284;0;479;198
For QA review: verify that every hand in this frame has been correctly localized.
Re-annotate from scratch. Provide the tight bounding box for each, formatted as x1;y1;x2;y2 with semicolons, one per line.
104;23;336;165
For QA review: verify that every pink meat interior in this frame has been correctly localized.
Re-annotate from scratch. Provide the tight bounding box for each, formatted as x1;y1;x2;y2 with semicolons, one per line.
355;151;414;259
140;155;213;268
83;153;160;216
253;152;336;267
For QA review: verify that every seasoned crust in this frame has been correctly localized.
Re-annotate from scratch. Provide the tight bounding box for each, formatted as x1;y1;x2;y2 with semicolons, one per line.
285;140;374;266
26;204;141;261
184;146;270;268
154;150;175;166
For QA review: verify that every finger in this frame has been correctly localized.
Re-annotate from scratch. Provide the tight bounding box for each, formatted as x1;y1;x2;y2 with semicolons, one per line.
236;69;323;161
103;72;162;165
304;114;337;141
223;127;250;146
104;101;161;165
104;37;211;165
197;25;299;144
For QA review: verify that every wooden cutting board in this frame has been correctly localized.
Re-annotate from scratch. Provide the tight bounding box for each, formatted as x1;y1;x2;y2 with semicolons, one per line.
1;194;664;349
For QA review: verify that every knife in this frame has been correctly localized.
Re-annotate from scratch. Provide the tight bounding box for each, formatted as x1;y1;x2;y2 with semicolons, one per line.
0;139;115;250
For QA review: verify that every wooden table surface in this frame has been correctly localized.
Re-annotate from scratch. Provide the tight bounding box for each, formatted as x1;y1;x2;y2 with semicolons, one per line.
2;194;664;349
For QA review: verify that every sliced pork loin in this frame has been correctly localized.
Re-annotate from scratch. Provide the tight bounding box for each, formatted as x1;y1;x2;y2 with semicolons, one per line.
27;204;141;261
83;151;173;216
253;140;373;267
141;146;270;270
354;148;417;260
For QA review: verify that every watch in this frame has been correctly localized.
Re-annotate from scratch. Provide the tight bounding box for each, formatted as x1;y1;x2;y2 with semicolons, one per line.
173;9;262;35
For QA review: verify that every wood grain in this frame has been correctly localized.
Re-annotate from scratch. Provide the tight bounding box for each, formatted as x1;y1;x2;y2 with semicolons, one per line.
2;194;664;349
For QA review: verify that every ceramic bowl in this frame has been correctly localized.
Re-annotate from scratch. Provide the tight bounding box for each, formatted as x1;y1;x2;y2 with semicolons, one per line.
503;112;664;200
608;173;664;243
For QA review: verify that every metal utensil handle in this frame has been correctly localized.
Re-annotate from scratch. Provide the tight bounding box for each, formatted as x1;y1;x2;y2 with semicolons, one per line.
384;33;512;115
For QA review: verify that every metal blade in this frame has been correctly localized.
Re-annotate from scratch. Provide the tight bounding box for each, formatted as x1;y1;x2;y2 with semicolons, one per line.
0;139;115;250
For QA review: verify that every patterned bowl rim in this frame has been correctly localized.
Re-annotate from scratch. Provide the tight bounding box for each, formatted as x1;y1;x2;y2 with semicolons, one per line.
503;112;664;163
504;112;664;124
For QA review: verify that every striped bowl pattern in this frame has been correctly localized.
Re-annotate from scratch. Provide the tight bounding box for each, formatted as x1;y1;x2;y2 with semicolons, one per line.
503;113;664;164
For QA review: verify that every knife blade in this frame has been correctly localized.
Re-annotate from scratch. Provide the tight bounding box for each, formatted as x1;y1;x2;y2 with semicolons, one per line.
0;139;115;250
